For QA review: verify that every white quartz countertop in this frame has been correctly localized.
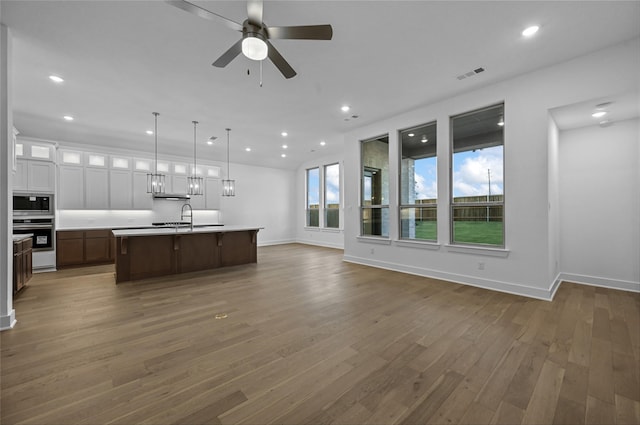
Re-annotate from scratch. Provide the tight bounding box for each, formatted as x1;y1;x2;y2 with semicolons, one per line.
112;225;263;237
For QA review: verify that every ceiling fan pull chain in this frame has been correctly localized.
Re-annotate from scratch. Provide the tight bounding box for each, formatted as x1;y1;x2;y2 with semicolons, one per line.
260;60;263;87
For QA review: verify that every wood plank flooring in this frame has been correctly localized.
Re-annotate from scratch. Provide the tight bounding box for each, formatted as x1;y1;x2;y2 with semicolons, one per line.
1;243;639;424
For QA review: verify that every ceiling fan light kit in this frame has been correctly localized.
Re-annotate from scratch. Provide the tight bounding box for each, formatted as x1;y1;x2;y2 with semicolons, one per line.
167;0;333;79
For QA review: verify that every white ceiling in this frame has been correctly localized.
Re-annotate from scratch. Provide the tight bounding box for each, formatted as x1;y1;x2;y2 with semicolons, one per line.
3;1;639;169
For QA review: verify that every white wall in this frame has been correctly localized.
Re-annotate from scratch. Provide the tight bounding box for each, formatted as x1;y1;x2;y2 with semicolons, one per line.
547;117;561;294
342;38;640;300
219;162;296;246
559;118;640;291
295;151;345;249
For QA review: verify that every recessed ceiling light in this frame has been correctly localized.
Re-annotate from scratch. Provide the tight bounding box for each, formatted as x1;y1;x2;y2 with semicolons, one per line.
421;136;428;143
320;141;326;146
592;111;607;118
341;105;350;112
281;153;286;158
497;119;504;126
408;133;414;137
207;140;214;145
281;131;288;137
522;25;539;37
63;115;74;121
49;75;64;83
146;130;154;135
245;147;251;152
282;144;288;149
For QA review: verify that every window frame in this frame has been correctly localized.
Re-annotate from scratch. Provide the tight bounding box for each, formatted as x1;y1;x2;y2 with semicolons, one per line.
398;121;438;242
305;167;320;228
360;134;390;238
323;162;340;229
449;103;505;248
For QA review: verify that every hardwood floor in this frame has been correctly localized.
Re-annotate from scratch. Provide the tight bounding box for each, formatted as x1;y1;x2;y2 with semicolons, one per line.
1;243;639;424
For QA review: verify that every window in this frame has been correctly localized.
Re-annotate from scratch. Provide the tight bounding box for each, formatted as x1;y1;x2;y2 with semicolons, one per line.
324;163;340;228
451;104;504;246
400;122;437;241
306;167;320;227
361;135;389;237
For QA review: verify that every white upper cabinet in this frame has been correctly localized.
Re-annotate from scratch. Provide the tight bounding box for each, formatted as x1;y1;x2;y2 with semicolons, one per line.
204;178;220;210
58;166;84;209
133;172;153;210
110;169;132;209
13;140;56;193
84;167;109;209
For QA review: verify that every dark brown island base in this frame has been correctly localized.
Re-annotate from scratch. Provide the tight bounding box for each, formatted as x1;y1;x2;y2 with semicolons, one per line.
111;226;262;283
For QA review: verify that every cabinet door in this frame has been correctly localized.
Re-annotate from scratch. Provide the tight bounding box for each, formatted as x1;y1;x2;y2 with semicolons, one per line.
14;252;24;293
205;178;220;210
28;161;55;192
109;170;132;209
85;236;110;263
23;248;33;283
56;232;85;267
171;175;188;194
58;166;85;209
13;159;28;191
132;172;153;209
85;168;109;209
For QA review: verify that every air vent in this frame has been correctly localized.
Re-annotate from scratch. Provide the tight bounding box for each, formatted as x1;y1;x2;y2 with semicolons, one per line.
457;67;485;81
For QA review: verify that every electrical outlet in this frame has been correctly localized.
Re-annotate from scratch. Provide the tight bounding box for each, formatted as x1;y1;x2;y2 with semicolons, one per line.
477;261;485;270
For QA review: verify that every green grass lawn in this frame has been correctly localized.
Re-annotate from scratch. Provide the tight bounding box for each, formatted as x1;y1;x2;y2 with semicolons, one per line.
411;220;503;245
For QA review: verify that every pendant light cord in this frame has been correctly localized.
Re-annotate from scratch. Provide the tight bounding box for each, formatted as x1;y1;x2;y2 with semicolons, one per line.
192;121;198;175
153;112;159;175
226;128;231;179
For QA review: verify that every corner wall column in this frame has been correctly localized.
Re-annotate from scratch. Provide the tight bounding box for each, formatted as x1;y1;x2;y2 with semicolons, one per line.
0;23;16;330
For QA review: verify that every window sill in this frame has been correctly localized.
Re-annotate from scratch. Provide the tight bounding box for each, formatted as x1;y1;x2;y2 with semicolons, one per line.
394;240;441;250
304;227;342;233
444;244;510;258
357;236;392;245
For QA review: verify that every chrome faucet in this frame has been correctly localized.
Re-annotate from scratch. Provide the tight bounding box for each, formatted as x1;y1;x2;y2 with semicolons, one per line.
180;203;193;230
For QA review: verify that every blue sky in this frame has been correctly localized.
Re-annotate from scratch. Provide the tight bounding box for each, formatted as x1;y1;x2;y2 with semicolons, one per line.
413;145;504;199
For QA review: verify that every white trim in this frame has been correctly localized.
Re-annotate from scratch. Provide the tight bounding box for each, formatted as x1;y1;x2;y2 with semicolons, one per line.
356;236;392;245
444;244;510;258
394;239;440;250
558;273;640;293
257;239;296;247
0;310;16;331
343;254;553;300
296;239;344;250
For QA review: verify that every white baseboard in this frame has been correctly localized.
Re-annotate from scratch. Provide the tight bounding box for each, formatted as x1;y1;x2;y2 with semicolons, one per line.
296;239;345;250
257;239;296;247
343;255;554;301
558;272;640;293
0;309;16;331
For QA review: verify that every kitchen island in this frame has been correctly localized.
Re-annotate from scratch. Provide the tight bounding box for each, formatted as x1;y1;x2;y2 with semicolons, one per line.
111;225;262;283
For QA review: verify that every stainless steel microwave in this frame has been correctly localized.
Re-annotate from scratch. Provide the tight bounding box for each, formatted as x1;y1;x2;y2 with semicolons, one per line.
13;194;53;215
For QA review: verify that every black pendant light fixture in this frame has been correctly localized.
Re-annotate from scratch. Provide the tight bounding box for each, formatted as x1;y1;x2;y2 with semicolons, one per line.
146;112;166;194
187;120;204;196
222;128;235;196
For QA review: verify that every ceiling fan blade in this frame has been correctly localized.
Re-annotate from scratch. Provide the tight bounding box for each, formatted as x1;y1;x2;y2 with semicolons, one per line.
166;0;243;32
247;0;263;26
267;41;297;79
267;25;333;40
212;39;243;68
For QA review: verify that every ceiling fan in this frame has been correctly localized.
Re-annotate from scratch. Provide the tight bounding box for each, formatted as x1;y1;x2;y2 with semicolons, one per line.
167;0;333;79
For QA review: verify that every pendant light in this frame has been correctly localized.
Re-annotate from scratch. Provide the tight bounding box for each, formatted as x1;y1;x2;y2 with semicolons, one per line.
187;120;204;196
146;112;166;194
222;128;235;196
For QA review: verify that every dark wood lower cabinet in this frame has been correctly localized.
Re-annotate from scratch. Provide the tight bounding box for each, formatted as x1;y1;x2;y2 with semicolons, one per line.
115;230;258;283
13;238;32;294
57;230;115;268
